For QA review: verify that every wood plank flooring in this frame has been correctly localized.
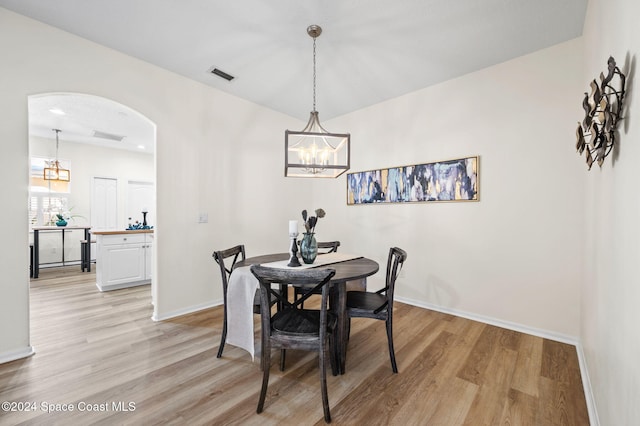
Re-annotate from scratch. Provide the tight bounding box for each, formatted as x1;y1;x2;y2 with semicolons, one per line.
0;267;589;425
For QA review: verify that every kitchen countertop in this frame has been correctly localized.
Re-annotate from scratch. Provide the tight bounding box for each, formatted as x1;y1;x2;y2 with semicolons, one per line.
92;229;154;235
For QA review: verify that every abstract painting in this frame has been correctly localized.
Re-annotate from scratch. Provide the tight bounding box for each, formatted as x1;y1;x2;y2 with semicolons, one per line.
347;156;479;205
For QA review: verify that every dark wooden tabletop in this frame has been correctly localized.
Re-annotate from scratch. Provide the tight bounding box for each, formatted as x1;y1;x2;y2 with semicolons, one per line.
234;253;379;284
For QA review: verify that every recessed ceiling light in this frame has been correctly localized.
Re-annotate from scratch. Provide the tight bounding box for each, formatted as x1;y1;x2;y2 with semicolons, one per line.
49;108;65;115
138;145;145;150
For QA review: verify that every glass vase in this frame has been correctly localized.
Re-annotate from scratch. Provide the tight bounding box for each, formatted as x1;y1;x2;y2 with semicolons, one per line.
300;232;318;264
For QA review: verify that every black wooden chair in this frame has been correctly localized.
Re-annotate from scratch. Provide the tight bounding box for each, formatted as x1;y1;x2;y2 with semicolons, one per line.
250;265;337;423
293;240;340;307
316;240;340;253
346;246;407;373
212;244;259;359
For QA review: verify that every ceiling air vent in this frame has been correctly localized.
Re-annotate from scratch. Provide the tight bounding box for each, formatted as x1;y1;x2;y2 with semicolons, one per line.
93;130;125;142
210;67;234;81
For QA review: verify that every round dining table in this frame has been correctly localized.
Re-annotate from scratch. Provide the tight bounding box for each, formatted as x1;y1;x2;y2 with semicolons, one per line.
234;253;379;375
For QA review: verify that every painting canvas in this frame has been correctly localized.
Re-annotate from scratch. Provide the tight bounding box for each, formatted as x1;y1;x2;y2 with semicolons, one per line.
347;156;479;205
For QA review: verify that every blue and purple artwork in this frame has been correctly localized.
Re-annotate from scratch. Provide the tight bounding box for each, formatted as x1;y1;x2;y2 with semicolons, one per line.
347;156;478;205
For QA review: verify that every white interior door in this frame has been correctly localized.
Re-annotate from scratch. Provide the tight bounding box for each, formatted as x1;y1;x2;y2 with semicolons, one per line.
127;181;154;227
91;177;118;230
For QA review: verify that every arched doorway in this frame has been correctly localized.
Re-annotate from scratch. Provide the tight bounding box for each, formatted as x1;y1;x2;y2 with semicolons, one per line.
28;92;158;306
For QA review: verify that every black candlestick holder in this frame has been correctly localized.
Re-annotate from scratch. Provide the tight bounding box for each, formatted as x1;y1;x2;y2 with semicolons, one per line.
142;211;148;227
287;233;301;267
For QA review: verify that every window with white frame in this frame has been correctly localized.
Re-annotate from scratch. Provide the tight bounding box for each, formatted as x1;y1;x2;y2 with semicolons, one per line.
29;157;71;226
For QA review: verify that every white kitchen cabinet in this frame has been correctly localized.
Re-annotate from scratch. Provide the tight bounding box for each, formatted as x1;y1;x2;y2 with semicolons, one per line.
144;233;154;281
93;230;153;291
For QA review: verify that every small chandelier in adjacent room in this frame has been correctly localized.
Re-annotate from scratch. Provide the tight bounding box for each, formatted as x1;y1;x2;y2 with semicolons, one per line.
285;25;350;178
43;129;70;181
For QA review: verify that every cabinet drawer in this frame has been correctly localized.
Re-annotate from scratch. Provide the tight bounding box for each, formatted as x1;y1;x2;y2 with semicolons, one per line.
101;234;146;245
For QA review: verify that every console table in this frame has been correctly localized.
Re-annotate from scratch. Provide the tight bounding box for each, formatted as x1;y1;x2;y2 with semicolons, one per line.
31;226;92;278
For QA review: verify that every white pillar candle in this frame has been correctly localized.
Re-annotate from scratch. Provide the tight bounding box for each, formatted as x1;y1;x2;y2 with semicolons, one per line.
289;220;298;234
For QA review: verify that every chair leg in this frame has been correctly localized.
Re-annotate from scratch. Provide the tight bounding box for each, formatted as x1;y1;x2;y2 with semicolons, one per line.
80;241;86;272
217;307;227;358
259;330;265;371
319;345;331;423
329;333;338;376
257;342;271;414
279;349;286;371
385;319;398;373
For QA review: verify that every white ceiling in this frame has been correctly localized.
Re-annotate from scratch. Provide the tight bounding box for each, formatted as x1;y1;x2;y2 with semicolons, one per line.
28;94;156;154
2;0;588;151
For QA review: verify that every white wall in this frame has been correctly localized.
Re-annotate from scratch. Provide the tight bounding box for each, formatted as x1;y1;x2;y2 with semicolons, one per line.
581;0;640;424
317;38;586;339
0;7;312;360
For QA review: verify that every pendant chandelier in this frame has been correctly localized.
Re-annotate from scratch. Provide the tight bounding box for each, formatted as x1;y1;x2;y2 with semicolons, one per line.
285;25;350;178
43;129;70;182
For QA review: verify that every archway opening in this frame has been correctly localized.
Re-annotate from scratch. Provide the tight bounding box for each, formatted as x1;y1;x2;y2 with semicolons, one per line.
28;92;158;313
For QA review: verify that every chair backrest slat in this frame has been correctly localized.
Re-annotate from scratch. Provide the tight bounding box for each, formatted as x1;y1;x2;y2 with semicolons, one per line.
250;266;336;310
317;241;340;253
298;240;340;254
212;244;246;293
383;247;407;313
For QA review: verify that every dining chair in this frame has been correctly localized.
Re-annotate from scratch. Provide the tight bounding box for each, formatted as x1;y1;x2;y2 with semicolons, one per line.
212;244;258;359
250;265;337;423
346;246;407;373
293;240;340;307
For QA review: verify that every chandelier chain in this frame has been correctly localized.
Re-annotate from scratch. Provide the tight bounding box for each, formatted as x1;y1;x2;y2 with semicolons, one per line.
312;36;317;112
55;129;60;157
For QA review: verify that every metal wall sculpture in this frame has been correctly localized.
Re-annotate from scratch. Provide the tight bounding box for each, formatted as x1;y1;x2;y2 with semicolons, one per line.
576;56;626;170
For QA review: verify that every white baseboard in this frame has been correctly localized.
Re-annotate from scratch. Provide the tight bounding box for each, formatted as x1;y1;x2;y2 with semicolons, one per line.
396;296;598;425
396;296;579;344
96;280;150;292
575;342;600;426
0;346;35;364
152;298;222;322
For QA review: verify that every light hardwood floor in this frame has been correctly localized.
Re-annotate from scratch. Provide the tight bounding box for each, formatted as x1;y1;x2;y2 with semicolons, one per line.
0;266;589;425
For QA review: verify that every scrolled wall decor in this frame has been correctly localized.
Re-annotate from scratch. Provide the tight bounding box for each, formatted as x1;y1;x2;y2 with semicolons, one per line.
576;56;626;170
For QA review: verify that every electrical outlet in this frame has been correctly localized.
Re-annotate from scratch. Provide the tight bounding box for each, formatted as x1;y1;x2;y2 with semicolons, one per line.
198;213;208;223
